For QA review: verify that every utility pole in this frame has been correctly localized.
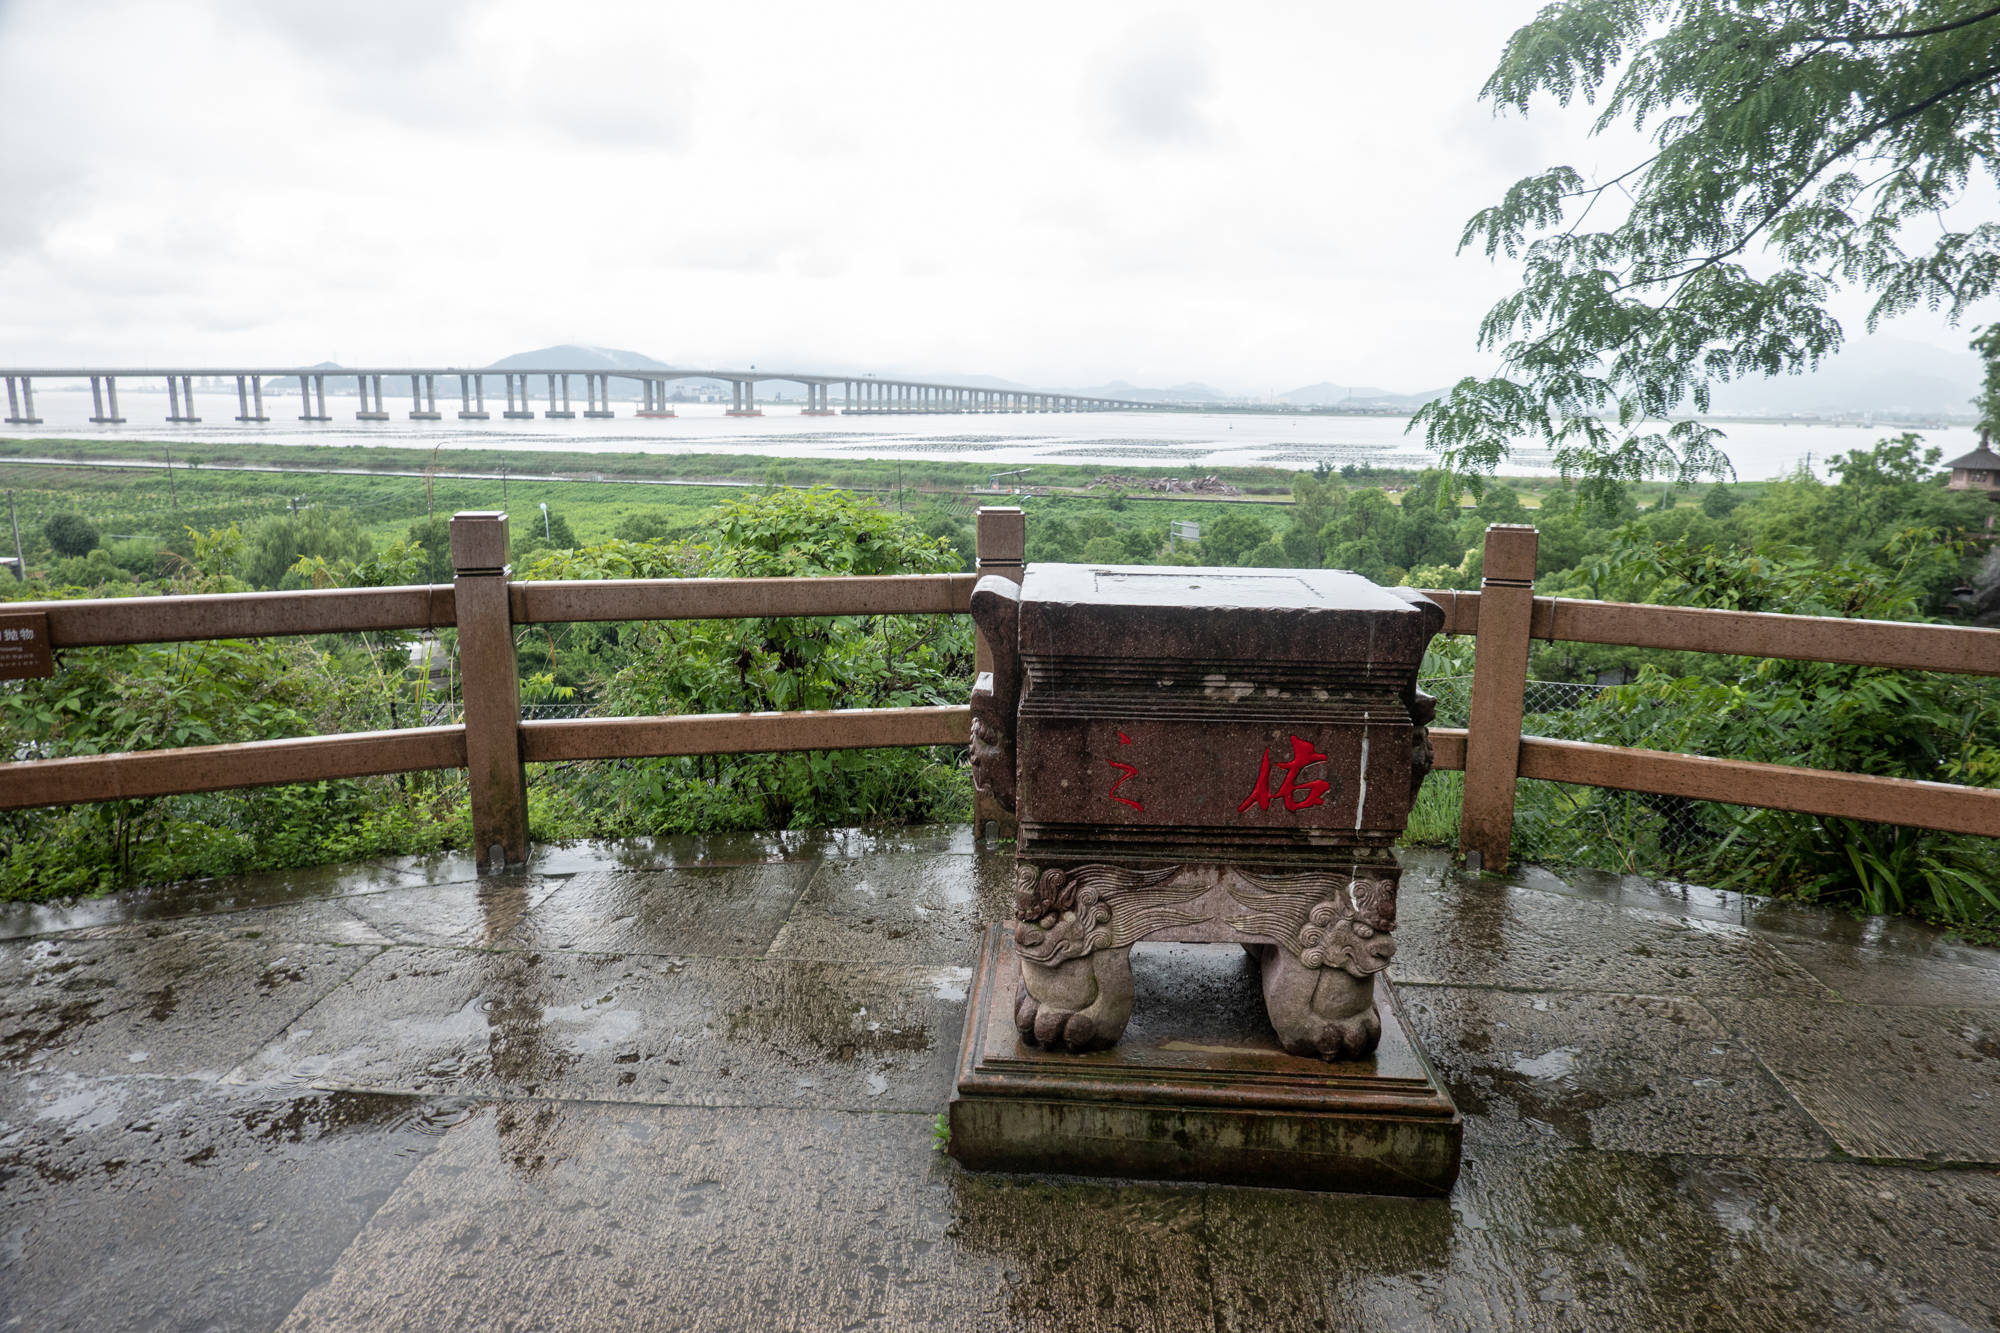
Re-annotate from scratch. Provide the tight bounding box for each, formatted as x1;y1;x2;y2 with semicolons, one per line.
7;491;22;581
164;443;177;509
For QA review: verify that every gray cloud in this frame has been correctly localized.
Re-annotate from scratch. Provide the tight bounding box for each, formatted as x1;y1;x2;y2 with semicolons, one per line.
1091;25;1221;148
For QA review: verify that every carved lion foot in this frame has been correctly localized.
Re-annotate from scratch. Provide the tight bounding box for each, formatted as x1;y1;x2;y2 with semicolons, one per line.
1253;943;1382;1060
1014;947;1134;1052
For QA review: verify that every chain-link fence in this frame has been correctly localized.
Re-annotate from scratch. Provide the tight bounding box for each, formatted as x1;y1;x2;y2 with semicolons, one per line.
1415;674;1718;874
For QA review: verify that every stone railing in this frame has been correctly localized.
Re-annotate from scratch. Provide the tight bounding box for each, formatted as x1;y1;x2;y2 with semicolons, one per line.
1;512;1995;871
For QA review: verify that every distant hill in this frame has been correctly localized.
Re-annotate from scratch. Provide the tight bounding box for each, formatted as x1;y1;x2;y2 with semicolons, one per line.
1701;336;1979;418
485;344;674;373
1279;381;1449;410
1070;379;1232;404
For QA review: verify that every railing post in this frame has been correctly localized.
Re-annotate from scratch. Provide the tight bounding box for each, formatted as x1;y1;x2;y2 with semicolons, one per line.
452;511;527;870
1460;523;1538;873
974;506;1026;839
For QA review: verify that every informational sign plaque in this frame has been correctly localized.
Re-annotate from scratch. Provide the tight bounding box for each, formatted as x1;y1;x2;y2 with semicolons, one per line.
0;612;54;680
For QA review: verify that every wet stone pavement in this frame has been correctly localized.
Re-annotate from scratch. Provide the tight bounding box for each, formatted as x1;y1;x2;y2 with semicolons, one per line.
2;830;1998;1332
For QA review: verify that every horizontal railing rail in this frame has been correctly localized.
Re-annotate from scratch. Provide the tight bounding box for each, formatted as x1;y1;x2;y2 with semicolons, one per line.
0;510;1993;874
0;726;466;808
510;573;976;624
12;585;456;647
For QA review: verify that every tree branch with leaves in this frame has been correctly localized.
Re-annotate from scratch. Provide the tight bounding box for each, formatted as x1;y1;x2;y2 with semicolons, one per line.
1414;0;2000;500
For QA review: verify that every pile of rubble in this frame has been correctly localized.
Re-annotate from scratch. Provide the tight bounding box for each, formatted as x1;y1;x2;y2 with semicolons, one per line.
1087;473;1242;495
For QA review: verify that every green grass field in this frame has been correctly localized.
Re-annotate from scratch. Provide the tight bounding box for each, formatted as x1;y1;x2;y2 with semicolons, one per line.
0;436;1749;570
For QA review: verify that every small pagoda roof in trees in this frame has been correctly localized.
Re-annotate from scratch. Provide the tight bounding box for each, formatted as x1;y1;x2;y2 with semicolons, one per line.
1945;443;2000;494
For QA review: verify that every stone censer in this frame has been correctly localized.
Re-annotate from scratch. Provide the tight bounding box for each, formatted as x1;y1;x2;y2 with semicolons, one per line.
947;563;1463;1194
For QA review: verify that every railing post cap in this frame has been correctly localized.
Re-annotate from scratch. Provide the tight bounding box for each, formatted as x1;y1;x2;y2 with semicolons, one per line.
976;507;1027;564
451;511;510;574
1482;523;1539;584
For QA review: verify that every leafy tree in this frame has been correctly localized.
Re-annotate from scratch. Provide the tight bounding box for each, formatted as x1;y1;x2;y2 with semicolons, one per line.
1974;320;2000;439
1415;1;2000;498
43;513;100;557
242;507;372;590
1195;508;1273;565
1700;484;1743;518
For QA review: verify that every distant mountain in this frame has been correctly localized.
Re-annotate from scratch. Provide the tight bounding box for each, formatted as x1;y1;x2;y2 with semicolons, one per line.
485;344;674;373
1278;382;1448;410
1070;379;1231;404
1701;336;1979;418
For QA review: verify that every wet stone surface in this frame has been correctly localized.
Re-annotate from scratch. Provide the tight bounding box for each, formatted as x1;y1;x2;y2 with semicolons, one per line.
1397;985;1832;1158
3;827;1999;1331
228;947;968;1112
0;1074;463;1333
505;864;816;957
1707;997;2000;1162
0;935;376;1081
766;852;1016;967
1392;875;1832;999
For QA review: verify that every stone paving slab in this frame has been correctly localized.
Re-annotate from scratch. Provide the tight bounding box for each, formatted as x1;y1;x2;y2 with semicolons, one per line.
1706;996;2000;1163
1392;877;1833;999
46;873;574;952
0;935;378;1082
506;864;817;957
1765;930;2000;1009
765;851;1015;967
228;947;970;1113
1205;1147;2000;1332
1395;984;1833;1158
276;1101;1218;1333
0;1074;464;1333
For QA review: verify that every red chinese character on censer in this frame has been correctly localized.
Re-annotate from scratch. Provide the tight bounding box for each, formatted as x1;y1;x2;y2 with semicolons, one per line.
1237;735;1332;813
1105;731;1144;810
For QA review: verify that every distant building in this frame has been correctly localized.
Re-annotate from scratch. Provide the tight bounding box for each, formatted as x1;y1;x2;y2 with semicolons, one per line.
1945;442;2000;497
1946;442;2000;534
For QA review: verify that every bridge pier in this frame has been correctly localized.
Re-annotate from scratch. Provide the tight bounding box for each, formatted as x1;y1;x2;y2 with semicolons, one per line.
726;380;761;417
544;373;575;419
503;373;534;420
166;375;200;423
637;379;676;417
458;373;489;419
802;382;837;415
3;375;39;426
410;373;441;420
355;373;389;421
235;374;268;422
89;375;126;424
583;373;615;418
297;374;330;421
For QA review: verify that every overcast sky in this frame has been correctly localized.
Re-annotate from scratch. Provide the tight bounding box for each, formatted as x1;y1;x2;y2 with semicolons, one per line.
0;0;1985;393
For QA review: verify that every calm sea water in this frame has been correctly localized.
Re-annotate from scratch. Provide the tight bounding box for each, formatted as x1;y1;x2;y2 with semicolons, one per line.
3;385;1978;482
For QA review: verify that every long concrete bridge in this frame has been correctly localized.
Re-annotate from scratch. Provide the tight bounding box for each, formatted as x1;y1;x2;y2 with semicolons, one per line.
0;366;1166;425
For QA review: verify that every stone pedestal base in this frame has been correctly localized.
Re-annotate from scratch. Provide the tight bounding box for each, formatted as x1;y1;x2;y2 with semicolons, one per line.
636;410;677;418
725;409;764;417
355;412;388;421
502;411;534;420
459;411;490;420
543;410;576;420
583;410;615;418
948;926;1460;1195
409;411;442;421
